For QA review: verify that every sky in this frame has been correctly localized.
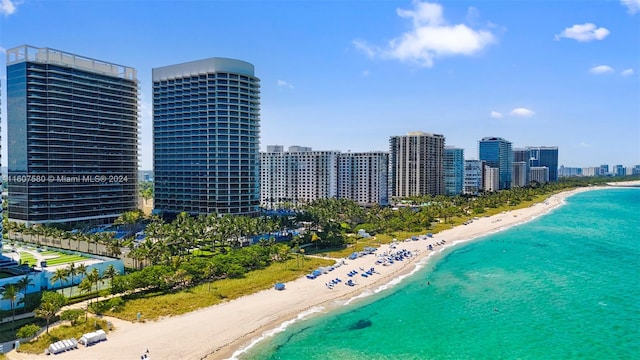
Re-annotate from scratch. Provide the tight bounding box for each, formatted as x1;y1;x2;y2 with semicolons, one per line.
0;0;639;169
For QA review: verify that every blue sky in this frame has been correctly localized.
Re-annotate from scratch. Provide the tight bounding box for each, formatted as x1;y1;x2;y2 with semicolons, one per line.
1;0;638;169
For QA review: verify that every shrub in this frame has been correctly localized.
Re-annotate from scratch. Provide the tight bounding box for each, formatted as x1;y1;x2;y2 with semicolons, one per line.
16;324;40;339
108;297;125;312
60;309;84;326
226;264;246;279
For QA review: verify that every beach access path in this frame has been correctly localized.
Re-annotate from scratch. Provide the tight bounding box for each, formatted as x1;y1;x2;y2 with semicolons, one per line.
6;186;601;360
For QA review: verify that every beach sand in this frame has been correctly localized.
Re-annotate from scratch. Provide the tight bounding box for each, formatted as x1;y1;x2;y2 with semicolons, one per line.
6;186;604;360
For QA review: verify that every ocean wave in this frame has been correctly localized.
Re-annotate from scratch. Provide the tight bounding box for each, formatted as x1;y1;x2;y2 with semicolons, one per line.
227;306;325;360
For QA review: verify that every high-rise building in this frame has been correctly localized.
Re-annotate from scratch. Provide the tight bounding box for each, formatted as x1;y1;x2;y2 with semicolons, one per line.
260;146;339;208
512;161;527;187
559;165;582;177
614;165;625;176
479;137;513;190
513;148;530;184
153;58;260;217
527;146;558;182
6;45;138;226
464;160;483;195
390;131;445;198
260;147;387;208
443;147;464;196
483;166;500;192
530;166;550;183
338;152;389;206
598;164;609;176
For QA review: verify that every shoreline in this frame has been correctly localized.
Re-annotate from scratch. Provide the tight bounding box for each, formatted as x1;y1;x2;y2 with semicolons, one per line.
5;185;618;360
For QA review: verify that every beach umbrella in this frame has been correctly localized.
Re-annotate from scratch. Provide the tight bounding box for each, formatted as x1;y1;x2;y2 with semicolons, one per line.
274;283;285;291
312;270;322;277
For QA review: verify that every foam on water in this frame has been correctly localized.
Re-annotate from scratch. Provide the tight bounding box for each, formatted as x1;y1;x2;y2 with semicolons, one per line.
228;306;325;360
243;188;640;360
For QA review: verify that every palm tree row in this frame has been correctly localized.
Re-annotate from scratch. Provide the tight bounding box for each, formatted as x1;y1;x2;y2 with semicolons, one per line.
128;212;283;268
3;221;124;258
1;275;34;332
49;263;119;298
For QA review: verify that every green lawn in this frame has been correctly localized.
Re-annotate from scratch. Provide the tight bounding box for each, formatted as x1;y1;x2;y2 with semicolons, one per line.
18;251;89;267
105;256;334;321
45;255;88;266
19;252;38;266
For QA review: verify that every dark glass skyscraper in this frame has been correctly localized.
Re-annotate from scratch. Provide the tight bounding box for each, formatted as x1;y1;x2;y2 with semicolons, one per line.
6;46;139;226
479;137;513;190
153;58;260;217
527;146;559;182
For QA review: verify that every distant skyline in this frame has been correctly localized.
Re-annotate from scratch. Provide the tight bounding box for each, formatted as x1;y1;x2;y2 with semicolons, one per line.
1;0;639;169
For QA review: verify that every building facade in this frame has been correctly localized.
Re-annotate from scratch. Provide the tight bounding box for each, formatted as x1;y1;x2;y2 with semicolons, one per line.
530;166;550;183
443;147;464;196
558;166;582;177
260;147;388;208
513;148;530;185
153;58;260;217
527;146;558;182
483;166;500;192
463;160;483;195
390;132;445;198
512;161;527;187
479;137;513;190
6;46;138;226
338;152;389;206
260;146;339;208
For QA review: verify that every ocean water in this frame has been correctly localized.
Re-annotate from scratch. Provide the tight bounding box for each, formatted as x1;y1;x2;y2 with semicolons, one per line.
241;188;640;360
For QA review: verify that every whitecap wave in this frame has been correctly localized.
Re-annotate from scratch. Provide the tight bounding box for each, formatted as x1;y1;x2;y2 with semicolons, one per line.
227;306;325;359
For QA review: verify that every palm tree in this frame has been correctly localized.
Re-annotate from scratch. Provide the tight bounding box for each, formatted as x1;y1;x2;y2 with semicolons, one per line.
67;263;78;297
77;263;88;283
16;276;34;299
1;284;20;332
51;268;68;292
88;268;101;294
35;291;67;334
78;278;93;321
103;264;118;294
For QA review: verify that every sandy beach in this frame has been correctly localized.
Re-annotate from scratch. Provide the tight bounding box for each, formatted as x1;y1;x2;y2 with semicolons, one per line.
6;186;612;360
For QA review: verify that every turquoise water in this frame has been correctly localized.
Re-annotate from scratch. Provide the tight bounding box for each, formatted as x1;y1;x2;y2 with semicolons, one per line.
241;188;640;359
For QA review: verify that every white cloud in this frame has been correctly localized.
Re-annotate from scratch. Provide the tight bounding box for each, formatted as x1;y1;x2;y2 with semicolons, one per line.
352;39;377;58
354;1;496;67
555;23;610;42
0;0;20;15
361;70;370;77
621;0;640;14
466;6;480;24
489;111;503;119
579;141;591;148
589;65;614;74
277;80;294;89
510;108;535;117
621;68;635;77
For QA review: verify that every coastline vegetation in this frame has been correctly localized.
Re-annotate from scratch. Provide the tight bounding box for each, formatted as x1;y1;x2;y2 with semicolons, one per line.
2;176;636;350
16;317;110;354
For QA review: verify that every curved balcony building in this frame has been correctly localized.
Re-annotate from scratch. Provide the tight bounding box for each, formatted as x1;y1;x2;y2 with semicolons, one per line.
153;58;260;217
